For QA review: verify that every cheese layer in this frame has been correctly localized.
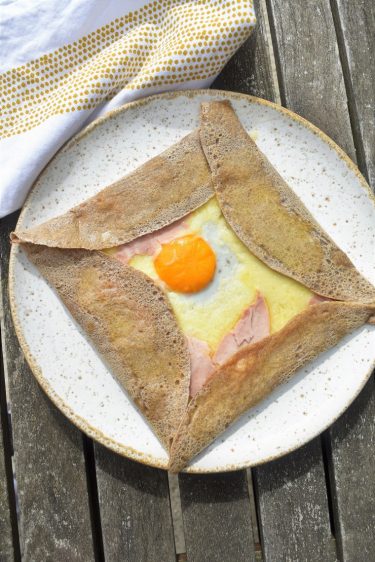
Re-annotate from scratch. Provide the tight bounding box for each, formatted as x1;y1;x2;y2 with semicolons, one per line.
129;198;312;350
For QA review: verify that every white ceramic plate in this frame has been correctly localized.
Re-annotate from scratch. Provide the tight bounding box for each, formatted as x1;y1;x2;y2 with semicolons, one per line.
10;90;375;473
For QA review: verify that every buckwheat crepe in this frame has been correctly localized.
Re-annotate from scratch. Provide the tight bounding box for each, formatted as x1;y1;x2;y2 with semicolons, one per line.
21;244;191;449
12;130;214;249
13;100;375;472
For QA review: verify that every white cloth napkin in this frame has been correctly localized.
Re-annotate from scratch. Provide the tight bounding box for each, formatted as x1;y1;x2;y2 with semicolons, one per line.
0;0;256;218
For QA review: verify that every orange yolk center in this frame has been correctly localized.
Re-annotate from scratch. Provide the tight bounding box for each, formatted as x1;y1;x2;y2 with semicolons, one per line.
154;234;216;293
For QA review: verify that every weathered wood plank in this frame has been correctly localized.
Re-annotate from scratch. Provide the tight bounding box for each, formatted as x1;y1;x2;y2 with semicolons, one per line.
254;441;337;562
332;0;375;189
328;377;375;562
94;443;176;562
0;214;95;562
267;0;356;160
213;0;280;103
179;471;255;562
0;339;16;562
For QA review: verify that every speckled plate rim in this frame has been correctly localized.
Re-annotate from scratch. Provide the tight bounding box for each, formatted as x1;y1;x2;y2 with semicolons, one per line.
9;89;375;473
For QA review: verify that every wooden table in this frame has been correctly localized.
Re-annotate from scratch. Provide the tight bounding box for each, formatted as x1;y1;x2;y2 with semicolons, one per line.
1;1;374;560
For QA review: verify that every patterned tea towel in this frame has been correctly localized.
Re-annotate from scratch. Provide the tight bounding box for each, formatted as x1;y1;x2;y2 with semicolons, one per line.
0;0;256;217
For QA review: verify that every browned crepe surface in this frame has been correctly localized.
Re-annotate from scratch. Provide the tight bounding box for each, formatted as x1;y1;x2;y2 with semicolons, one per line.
12;130;214;250
22;243;191;449
169;300;375;472
199;100;375;304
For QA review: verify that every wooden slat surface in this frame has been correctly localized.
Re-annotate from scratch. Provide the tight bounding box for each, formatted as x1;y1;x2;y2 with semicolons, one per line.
213;0;279;104
0;443;13;562
0;214;95;562
0;339;15;562
94;443;176;562
267;0;356;160
254;441;337;562
333;0;375;188
328;377;375;562
179;471;255;562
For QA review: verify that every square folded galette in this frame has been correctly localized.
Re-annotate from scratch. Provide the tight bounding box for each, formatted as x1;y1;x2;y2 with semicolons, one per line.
13;101;375;471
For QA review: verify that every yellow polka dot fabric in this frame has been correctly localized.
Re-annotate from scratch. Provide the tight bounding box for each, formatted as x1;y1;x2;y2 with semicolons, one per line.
1;0;255;138
0;0;255;217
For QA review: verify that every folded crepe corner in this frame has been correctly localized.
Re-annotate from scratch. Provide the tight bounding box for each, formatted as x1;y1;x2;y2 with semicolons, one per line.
21;242;191;450
199;100;375;304
13;100;375;472
11;130;214;250
168;299;374;473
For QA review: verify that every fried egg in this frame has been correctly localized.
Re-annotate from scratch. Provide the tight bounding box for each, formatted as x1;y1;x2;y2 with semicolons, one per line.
126;198;312;350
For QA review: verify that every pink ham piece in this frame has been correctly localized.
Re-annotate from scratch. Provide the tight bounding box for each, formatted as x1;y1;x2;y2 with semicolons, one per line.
213;292;270;365
188;293;270;397
112;217;188;263
187;337;216;397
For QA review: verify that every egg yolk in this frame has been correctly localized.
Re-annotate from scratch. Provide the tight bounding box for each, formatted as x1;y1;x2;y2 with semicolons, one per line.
154;235;216;293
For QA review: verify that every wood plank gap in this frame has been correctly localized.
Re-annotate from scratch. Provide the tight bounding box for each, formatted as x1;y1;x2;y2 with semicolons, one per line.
82;435;105;562
320;431;336;539
256;0;281;104
264;0;287;106
329;0;370;182
246;468;263;559
250;464;266;559
167;472;186;556
212;0;280;103
320;431;342;561
0;329;21;562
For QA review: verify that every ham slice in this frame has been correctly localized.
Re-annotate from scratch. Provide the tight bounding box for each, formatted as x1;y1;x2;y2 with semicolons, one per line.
113;217;188;263
187;337;216;397
188;293;270;397
214;292;270;365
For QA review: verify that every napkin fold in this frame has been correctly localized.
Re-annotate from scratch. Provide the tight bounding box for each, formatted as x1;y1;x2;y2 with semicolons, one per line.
0;0;256;218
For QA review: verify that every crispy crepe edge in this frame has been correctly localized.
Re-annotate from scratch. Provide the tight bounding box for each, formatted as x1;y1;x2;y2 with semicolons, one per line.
22;243;191;450
169;300;375;472
199;100;375;304
12;130;214;250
